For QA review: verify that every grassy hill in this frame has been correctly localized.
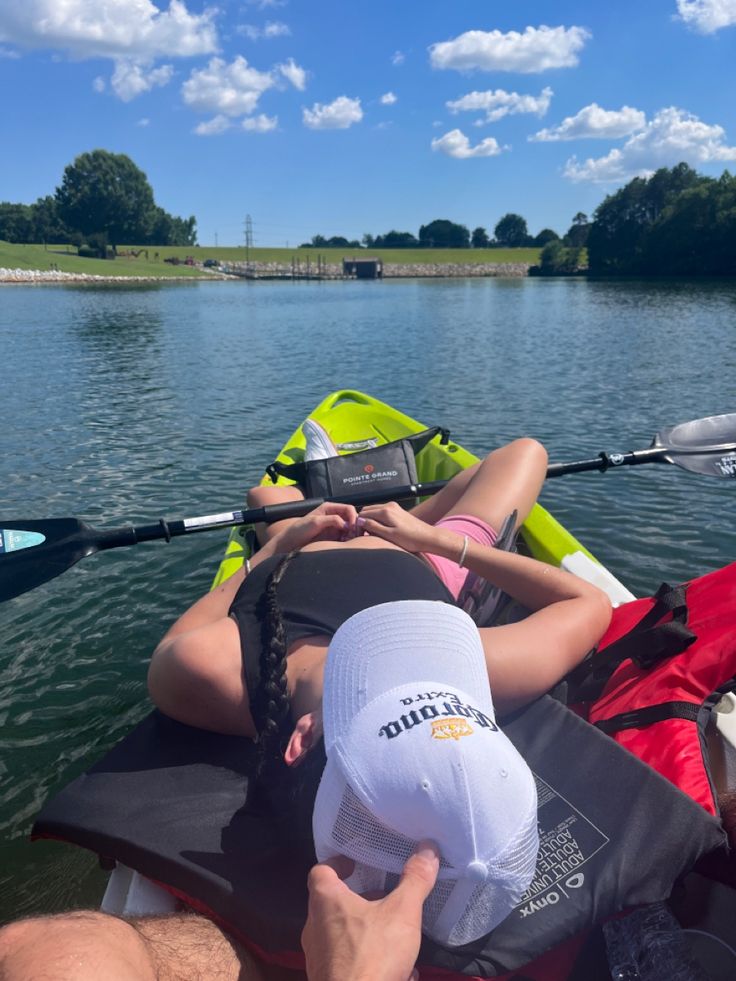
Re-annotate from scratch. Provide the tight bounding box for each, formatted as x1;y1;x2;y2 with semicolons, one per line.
0;241;541;278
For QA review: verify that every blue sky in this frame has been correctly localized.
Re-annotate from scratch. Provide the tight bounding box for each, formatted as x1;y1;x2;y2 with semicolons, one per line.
1;0;735;246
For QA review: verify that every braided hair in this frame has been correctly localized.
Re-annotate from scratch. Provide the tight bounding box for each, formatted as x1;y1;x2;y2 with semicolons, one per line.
250;550;296;774
248;549;327;845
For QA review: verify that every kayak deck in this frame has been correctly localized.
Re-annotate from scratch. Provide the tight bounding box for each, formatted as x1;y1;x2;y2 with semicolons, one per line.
211;389;623;596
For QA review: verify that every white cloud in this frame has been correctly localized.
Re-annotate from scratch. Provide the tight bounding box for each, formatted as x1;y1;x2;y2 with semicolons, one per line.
676;0;736;33
431;128;507;159
303;96;363;130
278;57;306;89
238;20;290;40
531;103;646;141
429;25;590;73
194;114;232;135
92;75;106;92
391;50;405;65
242;113;278;131
248;0;286;8
137;117;150;126
111;59;173;101
182;56;275;117
447;86;552;122
563;107;736;182
0;0;218;61
380;91;397;105
0;45;20;58
0;1;216;101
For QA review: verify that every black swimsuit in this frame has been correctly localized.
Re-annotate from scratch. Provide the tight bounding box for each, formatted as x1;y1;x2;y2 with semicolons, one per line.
229;548;454;706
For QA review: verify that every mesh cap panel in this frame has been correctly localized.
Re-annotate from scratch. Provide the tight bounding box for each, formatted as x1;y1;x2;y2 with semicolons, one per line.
314;762;538;946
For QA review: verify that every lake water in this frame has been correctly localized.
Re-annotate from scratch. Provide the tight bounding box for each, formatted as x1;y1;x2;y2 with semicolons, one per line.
1;276;735;922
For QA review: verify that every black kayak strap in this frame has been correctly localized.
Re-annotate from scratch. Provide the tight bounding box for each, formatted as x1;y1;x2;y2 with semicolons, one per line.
595;700;701;735
266;426;449;485
565;582;696;704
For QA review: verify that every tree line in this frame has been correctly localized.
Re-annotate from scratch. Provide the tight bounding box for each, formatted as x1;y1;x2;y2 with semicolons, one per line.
0;150;197;253
303;213;588;251
586;162;736;276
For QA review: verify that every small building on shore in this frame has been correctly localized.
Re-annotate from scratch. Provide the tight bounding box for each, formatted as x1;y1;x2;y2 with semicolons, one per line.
342;257;383;279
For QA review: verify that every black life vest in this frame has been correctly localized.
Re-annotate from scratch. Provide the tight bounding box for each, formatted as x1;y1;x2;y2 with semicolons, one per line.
33;689;725;977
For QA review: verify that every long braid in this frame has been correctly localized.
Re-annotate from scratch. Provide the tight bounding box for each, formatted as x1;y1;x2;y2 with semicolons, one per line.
251;550;297;775
248;547;328;846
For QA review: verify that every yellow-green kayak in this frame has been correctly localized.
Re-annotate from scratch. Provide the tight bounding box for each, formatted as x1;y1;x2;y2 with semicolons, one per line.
212;389;633;605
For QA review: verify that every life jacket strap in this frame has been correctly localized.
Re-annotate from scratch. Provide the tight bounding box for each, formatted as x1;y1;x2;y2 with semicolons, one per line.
564;583;696;704
595;700;700;735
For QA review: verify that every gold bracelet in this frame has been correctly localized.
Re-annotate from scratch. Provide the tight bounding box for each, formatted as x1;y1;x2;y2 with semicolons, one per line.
458;535;469;568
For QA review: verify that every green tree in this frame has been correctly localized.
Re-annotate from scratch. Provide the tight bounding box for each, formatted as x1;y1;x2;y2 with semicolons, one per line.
539;240;582;274
55;149;156;251
374;230;419;248
0;202;34;243
31;195;70;244
564;212;590;248
533;228;559;247
642;171;736;276
418;219;470;248
493;213;529;247
587;163;703;273
148;207;197;247
471;226;490;248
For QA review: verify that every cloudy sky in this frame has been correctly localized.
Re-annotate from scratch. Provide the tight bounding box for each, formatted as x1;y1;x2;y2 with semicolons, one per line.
1;0;735;245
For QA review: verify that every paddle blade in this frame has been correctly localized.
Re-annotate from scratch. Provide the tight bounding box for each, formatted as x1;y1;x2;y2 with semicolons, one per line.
0;518;98;601
653;413;736;478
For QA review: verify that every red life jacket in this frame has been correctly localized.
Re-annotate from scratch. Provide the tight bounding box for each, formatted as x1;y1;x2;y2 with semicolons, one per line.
573;559;736;814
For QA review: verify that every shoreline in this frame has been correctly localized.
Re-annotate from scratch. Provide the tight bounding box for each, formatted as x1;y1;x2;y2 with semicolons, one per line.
0;261;531;285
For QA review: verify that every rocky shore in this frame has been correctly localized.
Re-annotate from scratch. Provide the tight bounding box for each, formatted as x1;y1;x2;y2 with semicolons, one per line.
384;262;530;278
0;261;531;284
0;267;224;284
220;260;532;279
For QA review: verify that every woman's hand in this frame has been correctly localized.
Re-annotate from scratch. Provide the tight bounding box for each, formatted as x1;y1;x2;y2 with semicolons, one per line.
274;502;360;552
357;502;452;556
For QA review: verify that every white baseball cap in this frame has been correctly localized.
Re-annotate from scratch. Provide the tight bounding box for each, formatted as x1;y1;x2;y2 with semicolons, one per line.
312;600;539;947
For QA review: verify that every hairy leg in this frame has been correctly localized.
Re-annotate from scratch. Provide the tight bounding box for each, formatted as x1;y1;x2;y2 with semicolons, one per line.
0;909;295;981
247;484;306;546
410;439;547;534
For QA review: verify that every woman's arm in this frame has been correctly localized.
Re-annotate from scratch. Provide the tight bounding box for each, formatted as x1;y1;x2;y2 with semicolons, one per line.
357;502;612;711
357;501;604;610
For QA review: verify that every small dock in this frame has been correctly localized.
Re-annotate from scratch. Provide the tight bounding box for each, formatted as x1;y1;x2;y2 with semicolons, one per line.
220;256;342;281
218;256;384;281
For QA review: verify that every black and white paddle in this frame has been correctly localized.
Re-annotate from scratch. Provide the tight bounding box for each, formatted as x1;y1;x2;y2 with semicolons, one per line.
1;412;734;602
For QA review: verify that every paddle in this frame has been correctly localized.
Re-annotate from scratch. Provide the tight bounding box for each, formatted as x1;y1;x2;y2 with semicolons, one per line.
2;412;734;602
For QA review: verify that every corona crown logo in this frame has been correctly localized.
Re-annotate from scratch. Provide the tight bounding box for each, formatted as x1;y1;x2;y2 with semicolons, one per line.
431;718;474;741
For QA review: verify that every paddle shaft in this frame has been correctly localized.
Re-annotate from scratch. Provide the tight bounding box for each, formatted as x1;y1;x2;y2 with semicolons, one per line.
95;444;719;549
3;413;735;603
547;447;667;477
101;480;452;549
8;441;734;556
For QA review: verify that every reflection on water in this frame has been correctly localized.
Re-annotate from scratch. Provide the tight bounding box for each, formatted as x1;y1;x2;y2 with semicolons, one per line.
1;276;735;920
